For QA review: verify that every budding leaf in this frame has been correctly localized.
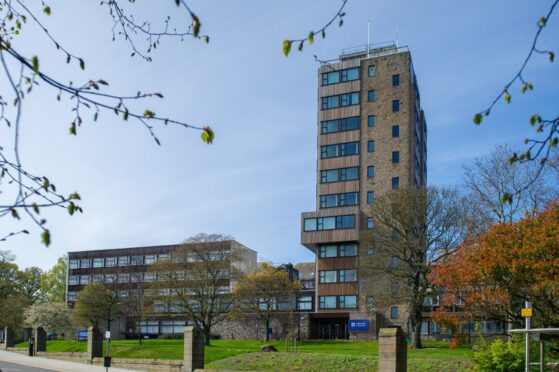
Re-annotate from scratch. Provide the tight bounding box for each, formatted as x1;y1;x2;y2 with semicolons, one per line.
143;110;155;118
31;56;39;73
298;41;304;51
538;17;547;27
11;209;20;220
43;6;51;15
79;58;85;70
69;192;81;200
504;92;511;104
69;122;76;135
473;113;483;125
502;193;513;204
192;14;201;37
203;36;210;44
549;51;555;62
201;126;214;144
530;114;541;126
68;203;75;216
282;40;292;57
308;32;314;45
41;230;51;247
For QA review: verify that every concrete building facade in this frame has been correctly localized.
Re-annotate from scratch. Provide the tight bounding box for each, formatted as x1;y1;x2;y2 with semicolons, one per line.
301;43;427;340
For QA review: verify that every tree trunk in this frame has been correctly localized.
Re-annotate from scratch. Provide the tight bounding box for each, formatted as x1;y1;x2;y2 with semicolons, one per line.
203;326;211;346
265;319;270;342
409;306;423;349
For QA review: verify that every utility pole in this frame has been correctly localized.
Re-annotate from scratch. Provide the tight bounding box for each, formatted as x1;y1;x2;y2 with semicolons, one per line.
524;301;532;372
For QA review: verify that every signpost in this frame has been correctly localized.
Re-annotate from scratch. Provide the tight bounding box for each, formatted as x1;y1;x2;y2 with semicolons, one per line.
348;319;369;332
523;301;532;372
104;331;111;371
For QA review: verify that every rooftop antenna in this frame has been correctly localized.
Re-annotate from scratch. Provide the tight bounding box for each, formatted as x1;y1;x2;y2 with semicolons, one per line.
367;20;371;54
395;26;399;47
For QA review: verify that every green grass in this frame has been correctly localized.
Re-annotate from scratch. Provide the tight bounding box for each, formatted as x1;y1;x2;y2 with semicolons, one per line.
15;339;473;370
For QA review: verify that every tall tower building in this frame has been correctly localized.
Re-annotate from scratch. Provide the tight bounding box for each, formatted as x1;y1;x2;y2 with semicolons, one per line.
301;43;427;340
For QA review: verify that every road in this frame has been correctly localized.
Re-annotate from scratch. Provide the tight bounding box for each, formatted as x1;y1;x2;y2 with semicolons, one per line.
0;360;54;372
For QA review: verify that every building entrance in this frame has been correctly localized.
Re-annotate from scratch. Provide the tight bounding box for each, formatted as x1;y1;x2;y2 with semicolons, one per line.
311;315;349;339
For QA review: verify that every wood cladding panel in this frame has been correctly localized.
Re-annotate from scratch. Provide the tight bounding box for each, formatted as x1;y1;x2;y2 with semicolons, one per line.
319;80;361;97
318;106;360;122
319;130;360;146
301;229;359;247
317;283;359;296
319;156;360;170
318;257;358;270
318;180;359;196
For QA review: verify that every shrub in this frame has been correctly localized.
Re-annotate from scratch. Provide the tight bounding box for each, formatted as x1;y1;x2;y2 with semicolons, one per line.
471;337;524;372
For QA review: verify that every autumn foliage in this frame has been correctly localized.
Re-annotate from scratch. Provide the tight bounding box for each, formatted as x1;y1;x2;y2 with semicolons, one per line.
431;202;559;329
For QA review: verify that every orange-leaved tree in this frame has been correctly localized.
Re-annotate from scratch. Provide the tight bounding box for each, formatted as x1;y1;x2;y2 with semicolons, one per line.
431;202;559;330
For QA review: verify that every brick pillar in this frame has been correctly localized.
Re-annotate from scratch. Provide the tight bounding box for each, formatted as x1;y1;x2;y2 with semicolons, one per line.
378;327;407;372
35;327;47;353
86;326;103;363
183;326;204;372
3;327;15;349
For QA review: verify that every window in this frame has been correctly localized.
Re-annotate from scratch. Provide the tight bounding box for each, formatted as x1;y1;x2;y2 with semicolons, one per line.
320;192;357;208
158;253;171;261
366;296;374;309
80;259;91;269
392;177;400;190
322;67;359;86
67;292;77;301
319;296;337;309
93;258;104;268
339;295;357;309
297;296;313;310
367;217;374;229
392;151;400;164
69;260;79;269
339;269;357;283
340;192;358;206
80;275;90;285
391;256;400;269
321;92;359;110
118;273;129;283
321;117;360;134
105;257;116;267
367;140;375;153
130;273;141;282
105;274;115;283
143;273;156;282
320;142;359;159
367;115;375;127
390;306;399;319
130;256;143;265
367;191;374;204
69;276;79;285
339;243;357;257
304;215;355;231
368;90;376;102
340;167;359;181
392;125;400;138
392;100;400;112
320;245;337;258
118;290;129;298
320;194;338;208
144;255;156;265
367;246;375;255
368;65;376;77
391;282;400;295
392;74;400;86
92;274;104;283
367;166;375;178
118;256;129;266
319;270;337;283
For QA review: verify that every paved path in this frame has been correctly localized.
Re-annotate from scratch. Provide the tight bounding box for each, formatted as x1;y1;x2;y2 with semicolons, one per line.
0;351;141;372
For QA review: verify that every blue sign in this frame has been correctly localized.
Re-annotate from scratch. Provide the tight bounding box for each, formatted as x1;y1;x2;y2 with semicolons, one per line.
348;319;369;331
77;330;88;341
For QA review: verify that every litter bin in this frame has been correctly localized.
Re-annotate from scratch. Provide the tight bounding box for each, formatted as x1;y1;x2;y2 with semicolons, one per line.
28;337;34;356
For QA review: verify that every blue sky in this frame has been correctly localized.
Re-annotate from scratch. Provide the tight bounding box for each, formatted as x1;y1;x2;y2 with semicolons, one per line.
2;0;558;270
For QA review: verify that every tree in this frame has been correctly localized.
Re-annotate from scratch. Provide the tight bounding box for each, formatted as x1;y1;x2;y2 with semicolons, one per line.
24;302;72;334
119;279;151;345
361;186;468;349
40;256;67;303
0;250;19;298
72;282;121;331
232;262;301;342
0;1;346;246
431;202;559;328
473;0;559;192
17;266;45;303
151;233;238;345
463;144;557;225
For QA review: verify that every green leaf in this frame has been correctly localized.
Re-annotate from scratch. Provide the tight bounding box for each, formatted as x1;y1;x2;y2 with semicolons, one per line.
530;114;541;126
69;192;81;200
308;32;314;45
68;203;75;216
551;137;558;148
201;126;214;144
549;51;555;62
43;6;51;15
192;14;201;38
79;58;85;70
504;92;511;104
32;203;40;214
41;230;51;247
10;209;20;220
298;41;304;51
31;55;39;73
473;113;483;125
282;40;292;57
143;109;155;118
502;193;513;204
43;177;50;190
202;36;210;44
538;16;547;27
69;122;76;135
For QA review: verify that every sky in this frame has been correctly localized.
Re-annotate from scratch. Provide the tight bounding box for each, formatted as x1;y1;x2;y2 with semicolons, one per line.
1;0;558;270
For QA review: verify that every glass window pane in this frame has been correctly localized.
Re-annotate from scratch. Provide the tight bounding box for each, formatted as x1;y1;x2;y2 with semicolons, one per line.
321;217;336;230
368;140;375;153
340;215;355;228
367;166;375;178
368;90;376;102
392;151;400;164
368;66;376;77
393;100;400;112
392;74;400;86
321;119;338;134
368;115;375;127
367;191;374;204
392;125;400;138
340;244;357;257
304;219;317;231
320;245;337;258
345;68;359;81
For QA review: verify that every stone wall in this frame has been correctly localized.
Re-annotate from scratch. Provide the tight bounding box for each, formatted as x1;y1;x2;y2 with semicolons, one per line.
213;313;310;340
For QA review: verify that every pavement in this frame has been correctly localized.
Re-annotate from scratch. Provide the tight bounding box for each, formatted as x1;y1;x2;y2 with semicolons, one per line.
0;351;141;372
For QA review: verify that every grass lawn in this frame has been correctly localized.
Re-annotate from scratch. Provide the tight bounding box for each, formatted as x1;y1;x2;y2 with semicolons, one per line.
15;339;473;370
